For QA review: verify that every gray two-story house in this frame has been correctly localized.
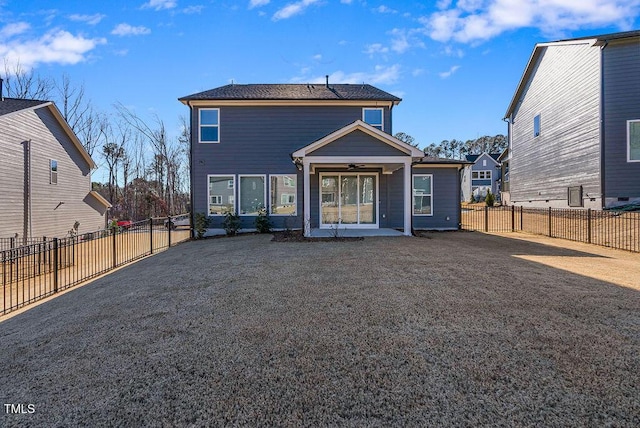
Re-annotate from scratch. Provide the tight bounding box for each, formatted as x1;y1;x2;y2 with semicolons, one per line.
461;152;501;202
180;82;466;236
503;30;640;209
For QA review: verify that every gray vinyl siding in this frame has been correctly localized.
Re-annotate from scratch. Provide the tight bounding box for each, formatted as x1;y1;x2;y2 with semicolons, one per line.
510;43;601;207
191;105;392;229
386;170;405;228
310;130;406;156
602;38;640;201
0;106;106;240
412;167;460;230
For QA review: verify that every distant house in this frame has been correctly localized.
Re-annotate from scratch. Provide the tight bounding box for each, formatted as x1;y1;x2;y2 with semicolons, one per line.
497;148;510;204
461;152;501;202
179;82;468;236
0;97;111;243
503;30;640;209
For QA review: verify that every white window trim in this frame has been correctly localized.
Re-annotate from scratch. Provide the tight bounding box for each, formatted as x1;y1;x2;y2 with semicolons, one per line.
413;174;433;217
269;174;298;216
318;172;379;229
472;170;492;180
627;119;640;162
238;174;267;216
207;174;235;216
199;108;220;144
362;107;384;131
50;159;58;185
211;195;222;204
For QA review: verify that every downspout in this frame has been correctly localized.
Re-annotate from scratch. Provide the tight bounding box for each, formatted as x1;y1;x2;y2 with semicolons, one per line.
187;101;196;235
599;41;608;209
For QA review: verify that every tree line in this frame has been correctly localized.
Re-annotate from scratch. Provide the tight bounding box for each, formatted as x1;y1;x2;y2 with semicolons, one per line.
395;132;508;159
3;62;189;222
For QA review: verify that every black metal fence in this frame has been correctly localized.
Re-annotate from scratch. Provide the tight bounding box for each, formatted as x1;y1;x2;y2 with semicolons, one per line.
462;205;640;253
1;215;191;316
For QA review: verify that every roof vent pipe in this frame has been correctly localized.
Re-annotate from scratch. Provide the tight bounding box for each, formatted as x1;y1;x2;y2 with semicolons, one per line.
325;75;329;88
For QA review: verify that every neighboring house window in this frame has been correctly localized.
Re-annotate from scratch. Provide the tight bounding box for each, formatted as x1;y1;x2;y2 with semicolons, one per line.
472;170;492;180
482;160;487;167
534;114;541;137
413;174;433;216
363;108;383;131
50;159;58;185
200;108;220;143
208;175;234;215
239;175;266;215
270;175;297;215
628;119;640;162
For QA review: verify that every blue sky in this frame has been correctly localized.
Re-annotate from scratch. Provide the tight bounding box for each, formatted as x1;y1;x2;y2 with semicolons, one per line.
1;0;639;154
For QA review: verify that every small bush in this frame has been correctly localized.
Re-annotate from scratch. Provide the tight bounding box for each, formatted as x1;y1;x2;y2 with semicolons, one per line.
222;211;241;236
194;212;210;239
485;190;495;207
255;208;272;233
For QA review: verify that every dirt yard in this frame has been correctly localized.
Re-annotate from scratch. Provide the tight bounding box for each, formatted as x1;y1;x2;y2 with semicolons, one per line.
0;232;638;426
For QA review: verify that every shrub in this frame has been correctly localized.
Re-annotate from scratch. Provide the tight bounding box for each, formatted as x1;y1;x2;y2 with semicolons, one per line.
194;212;210;239
222;211;241;236
255;208;272;233
485;190;495;207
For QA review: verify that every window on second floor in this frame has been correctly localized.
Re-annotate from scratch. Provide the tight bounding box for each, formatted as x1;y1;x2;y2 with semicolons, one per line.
363;108;383;131
628;119;640;162
534;114;541;138
472;170;492;180
50;159;58;185
200;108;220;143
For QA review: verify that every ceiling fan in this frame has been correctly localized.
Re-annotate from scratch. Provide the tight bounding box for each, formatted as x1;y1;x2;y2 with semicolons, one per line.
347;163;366;170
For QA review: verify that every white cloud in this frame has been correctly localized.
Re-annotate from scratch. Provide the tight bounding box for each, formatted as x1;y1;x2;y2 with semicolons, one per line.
364;43;389;57
375;5;397;14
439;65;460;78
111;23;152;36
182;5;204;14
69;14;106;25
389;28;410;53
249;0;270;8
273;0;320;21
422;0;640;44
0;30;106;70
0;22;30;39
341;0;353;4
141;0;177;11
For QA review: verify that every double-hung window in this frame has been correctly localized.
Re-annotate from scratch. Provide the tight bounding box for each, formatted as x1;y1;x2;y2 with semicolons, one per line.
270;175;297;215
628;119;640;162
208;175;234;215
472;170;491;180
413;174;433;216
200;108;220;143
239;175;266;215
50;159;58;185
363;108;384;131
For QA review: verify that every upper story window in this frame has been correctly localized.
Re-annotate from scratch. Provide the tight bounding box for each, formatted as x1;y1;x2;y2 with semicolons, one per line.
200;108;220;143
628;119;640;162
50;159;58;185
534;114;541;138
472;170;492;180
363;108;383;131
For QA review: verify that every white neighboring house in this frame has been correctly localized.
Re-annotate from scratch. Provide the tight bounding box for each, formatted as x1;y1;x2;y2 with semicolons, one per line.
0;97;111;244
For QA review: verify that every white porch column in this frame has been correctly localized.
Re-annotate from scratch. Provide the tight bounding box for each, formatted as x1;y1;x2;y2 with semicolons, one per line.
303;159;311;237
404;159;412;236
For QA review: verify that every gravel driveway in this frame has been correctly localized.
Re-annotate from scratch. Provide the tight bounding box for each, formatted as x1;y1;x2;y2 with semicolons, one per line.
1;232;639;427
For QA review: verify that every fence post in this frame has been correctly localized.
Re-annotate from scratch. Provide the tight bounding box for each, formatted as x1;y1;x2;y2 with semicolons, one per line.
484;206;488;232
150;217;154;255
587;208;592;244
53;238;59;293
520;206;523;230
167;216;172;247
511;205;515;232
112;225;117;269
548;207;552;237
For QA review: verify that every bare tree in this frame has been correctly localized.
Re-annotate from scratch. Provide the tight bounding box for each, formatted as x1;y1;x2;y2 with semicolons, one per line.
2;59;54;100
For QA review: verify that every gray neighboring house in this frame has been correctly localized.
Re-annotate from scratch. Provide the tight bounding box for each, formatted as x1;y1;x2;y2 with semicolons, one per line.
503;30;640;209
0;97;111;243
179;82;467;236
461;152;501;202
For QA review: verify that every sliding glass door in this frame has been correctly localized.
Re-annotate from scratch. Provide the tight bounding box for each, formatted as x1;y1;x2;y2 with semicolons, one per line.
320;173;377;228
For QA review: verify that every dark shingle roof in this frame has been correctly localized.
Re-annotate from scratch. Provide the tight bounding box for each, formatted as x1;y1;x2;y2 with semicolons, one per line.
465;153;501;163
0;98;48;116
558;29;640;44
179;83;402;102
